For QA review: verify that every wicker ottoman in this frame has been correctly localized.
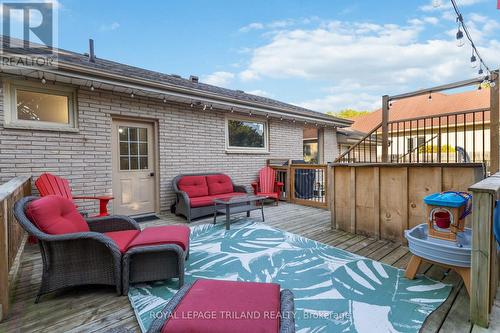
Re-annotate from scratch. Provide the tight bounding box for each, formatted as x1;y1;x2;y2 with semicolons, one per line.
147;279;295;333
122;226;190;294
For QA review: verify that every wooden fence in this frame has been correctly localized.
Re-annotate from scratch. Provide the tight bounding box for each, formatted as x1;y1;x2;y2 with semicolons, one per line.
268;160;328;208
0;176;31;321
468;174;500;327
329;163;485;242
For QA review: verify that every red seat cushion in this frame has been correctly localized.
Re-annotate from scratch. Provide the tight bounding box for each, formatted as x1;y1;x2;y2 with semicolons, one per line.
178;176;209;198
26;195;90;235
104;230;141;253
127;225;190;251
189;192;246;208
206;174;234;195
162;279;281;333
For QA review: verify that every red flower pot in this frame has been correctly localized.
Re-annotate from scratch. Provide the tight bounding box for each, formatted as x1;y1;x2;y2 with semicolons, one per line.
434;211;451;229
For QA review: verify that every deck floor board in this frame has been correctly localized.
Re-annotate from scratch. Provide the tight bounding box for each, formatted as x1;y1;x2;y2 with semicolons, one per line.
0;202;493;332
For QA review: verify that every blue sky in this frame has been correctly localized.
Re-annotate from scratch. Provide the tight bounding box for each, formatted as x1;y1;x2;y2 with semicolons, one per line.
54;0;500;112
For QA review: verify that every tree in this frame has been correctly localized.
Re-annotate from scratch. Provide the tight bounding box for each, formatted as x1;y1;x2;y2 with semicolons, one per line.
326;109;370;119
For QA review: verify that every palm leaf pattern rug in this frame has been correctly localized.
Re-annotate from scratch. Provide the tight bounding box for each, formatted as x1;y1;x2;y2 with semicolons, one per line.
129;219;451;332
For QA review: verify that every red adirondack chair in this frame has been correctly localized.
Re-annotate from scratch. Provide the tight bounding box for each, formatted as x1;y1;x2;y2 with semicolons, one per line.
35;173;113;217
251;166;284;205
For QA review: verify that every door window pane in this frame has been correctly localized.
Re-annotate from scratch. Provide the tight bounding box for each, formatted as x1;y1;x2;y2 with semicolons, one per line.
16;89;70;124
119;126;149;171
227;119;265;149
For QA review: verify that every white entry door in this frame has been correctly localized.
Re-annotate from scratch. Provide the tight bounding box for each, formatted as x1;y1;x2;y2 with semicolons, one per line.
111;120;156;216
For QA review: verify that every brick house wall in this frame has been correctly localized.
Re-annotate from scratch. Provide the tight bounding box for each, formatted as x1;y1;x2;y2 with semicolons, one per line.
0;83;304;215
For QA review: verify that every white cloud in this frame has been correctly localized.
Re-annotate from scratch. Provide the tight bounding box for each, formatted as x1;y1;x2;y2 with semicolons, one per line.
100;22;120;31
237;16;500;112
420;0;485;12
239;22;264;33
202;71;235;87
297;92;380;112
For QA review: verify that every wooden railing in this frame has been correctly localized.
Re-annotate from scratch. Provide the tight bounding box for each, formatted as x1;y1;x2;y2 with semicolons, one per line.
335;108;491;170
468;174;500;327
0;176;31;321
329;163;485;242
267;160;329;208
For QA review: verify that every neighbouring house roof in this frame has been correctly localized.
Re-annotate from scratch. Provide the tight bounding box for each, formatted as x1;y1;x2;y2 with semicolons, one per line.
350;88;490;133
1;37;352;127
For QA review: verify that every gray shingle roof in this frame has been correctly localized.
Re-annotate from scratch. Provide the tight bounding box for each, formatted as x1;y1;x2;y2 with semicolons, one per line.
1;37;352;126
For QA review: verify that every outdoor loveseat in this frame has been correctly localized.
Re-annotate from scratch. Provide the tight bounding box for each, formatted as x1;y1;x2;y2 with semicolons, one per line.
14;195;190;301
173;173;247;222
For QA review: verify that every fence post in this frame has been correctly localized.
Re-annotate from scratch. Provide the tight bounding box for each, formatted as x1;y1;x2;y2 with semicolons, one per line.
382;95;390;162
469;174;500;327
490;70;499;173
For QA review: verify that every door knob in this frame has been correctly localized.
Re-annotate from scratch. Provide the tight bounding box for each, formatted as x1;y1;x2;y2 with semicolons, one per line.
150;172;155;177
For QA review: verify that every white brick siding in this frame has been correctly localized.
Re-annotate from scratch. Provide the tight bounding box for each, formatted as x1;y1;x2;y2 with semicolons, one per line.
0;82;303;215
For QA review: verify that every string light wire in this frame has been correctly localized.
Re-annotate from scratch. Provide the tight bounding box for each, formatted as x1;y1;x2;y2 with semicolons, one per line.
450;0;491;76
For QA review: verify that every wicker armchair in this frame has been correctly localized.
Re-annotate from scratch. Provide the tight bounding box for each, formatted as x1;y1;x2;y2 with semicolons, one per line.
13;196;141;302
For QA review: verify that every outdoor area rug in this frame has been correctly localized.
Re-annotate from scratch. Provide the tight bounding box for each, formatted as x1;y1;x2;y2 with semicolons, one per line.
128;219;452;333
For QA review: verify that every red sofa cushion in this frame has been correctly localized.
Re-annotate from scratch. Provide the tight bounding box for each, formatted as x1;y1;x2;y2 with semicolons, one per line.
178;176;209;198
104;230;141;253
127;225;190;251
162;279;281;333
26;195;90;235
189;192;246;208
206;174;234;195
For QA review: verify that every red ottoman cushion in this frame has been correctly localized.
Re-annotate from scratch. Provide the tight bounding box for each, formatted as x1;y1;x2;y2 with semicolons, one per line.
206;174;234;195
162;279;281;333
105;230;141;253
178;176;209;198
26;195;90;235
127;225;190;251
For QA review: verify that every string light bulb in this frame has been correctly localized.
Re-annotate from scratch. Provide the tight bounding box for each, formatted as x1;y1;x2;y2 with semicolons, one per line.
203;104;207;111
456;28;464;47
163;97;167;103
90;84;95;91
190;102;194;107
428;92;432;100
41;75;46;84
478;66;484;75
470;51;477;68
230;107;234;113
130;92;134;98
210;104;213;110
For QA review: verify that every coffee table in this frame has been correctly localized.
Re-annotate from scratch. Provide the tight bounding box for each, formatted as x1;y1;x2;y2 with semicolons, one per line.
213;194;268;230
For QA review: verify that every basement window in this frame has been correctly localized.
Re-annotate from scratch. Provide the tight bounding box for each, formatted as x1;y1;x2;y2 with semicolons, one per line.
4;80;77;131
225;116;269;153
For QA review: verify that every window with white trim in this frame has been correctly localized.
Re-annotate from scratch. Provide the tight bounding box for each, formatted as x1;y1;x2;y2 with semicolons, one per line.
4;80;77;131
225;116;268;152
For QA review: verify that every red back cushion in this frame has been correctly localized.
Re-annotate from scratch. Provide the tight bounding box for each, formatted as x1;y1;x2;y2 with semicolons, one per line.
162;279;281;333
259;166;276;193
206;174;234;195
177;176;209;198
26;195;90;235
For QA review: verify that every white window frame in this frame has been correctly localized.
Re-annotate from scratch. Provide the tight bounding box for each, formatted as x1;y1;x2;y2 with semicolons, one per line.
225;115;269;153
3;79;78;132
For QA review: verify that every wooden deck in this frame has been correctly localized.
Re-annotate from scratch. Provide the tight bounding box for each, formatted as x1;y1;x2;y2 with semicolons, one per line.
0;202;498;333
